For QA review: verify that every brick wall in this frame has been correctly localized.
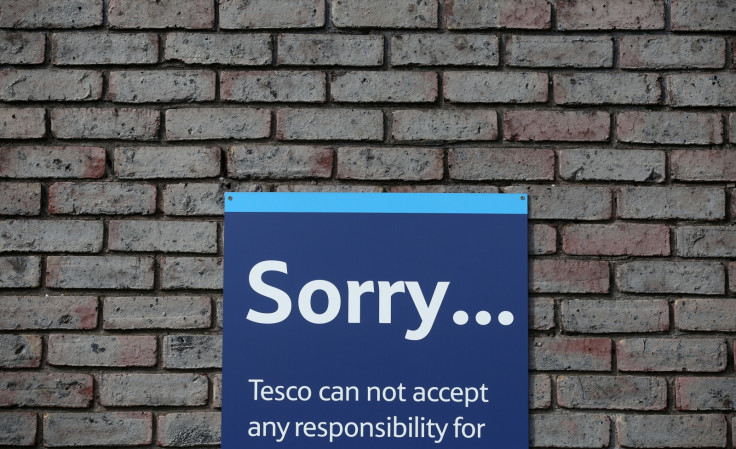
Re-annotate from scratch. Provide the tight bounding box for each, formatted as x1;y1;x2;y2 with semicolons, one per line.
0;0;735;447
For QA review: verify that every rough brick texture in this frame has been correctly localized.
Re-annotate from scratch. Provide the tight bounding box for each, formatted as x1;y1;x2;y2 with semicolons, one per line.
1;1;734;447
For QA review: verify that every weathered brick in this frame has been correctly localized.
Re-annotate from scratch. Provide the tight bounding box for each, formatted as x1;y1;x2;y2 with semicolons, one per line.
531;414;608;448
109;70;216;103
445;0;551;29
0;412;36;445
276;184;383;193
215;297;223;329
730;263;736;293
557;0;664;30
671;0;736;31
530;375;551;409
46;256;155;290
0;373;92;408
228;145;332;179
0;257;41;288
506;35;612;68
0;32;45;64
0;335;41;368
163;335;222;369
504;185;612;220
0;220;102;252
563;223;669;256
390;34;498;66
531;260;609;294
165;33;270;65
115;146;220;179
617;186;724;220
561;299;669;333
667;73;736;107
49;182;156;215
109;220;217;253
617;261;725;295
530;297;555;330
166;108;270;141
51;107;160;140
530;225;556;256
449;148;554;180
221;71;326;103
620;35;726;69
109;0;214;29
392;109;497;142
555;72;659;104
0;69;102;101
160;257;223;290
560;148;665;182
337;147;443;180
671;150;736;181
617;338;727;372
277;34;383;66
0;0;102;28
220;0;325;29
389;185;499;193
504;110;610;142
99;374;208;407
444;71;547;103
163;182;265;216
334;0;437;28
675;299;736;332
104;296;210;330
616;414;727;448
277;108;383;141
212;374;222;408
0;296;97;330
678;226;736;257
157;412;221;447
0;183;40;215
48;335;156;367
617;111;723;145
0;146;105;178
557;375;667;410
676;377;736;410
731;113;735;144
44;412;152;447
331;71;437;103
0;108;45;139
52;32;158;65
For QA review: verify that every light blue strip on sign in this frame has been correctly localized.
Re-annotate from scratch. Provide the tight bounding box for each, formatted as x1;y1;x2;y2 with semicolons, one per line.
224;192;527;214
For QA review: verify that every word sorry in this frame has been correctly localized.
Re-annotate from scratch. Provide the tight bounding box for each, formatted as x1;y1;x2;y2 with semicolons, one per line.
247;260;450;340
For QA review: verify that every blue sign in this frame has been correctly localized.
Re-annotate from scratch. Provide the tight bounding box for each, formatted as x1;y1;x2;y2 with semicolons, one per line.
223;193;528;448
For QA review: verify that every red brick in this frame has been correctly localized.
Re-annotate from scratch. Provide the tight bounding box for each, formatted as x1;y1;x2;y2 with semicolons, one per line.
532;413;609;448
617;111;723;145
531;337;612;371
0;373;92;408
562;223;669;256
444;0;551;29
557;0;664;30
0;146;105;179
671;150;736;181
48;335;156;367
0;108;45;139
531;259;609;293
504;110;610;142
617;338;727;372
0;183;40;215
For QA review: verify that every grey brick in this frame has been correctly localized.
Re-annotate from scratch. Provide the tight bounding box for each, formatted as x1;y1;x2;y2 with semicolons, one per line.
531;337;611;371
530;374;551;409
51;107;160;140
616;415;727;448
504;110;610;142
163;335;222;369
617;111;723;145
531;259;609;294
228;145;333;179
0;0;103;28
504;185;611;220
164;33;271;65
163;182;265;216
675;298;736;332
331;71;437;103
43;412;152;447
104;296;210;330
332;0;438;28
0;183;41;215
277;108;383;141
617;186;724;220
506;35;613;68
530;297;555;330
52;32;158;65
449;148;554;181
109;0;214;29
617;261;725;295
220;0;325;29
444;71;547;103
99;374;208;406
0;257;41;288
562;223;670;256
555;72;660;104
560;149;665;182
0;108;45;139
0;335;41;368
620;35;726;69
0;69;102;101
667;73;736;107
671;150;736;182
0;220;102;252
46;256;155;290
0;31;45;64
212;374;222;408
0;373;93;407
671;0;736;31
617;338;727;372
678;226;736;257
48;182;156;215
221;71;326;103
215;297;223;329
392;109;497;142
0;296;97;330
278;34;383;66
561;299;669;334
389;185;499;193
337;147;443;180
530;224;556;255
676;377;736;410
160;257;223;290
0;412;36;446
109;70;216;103
277;184;383;193
166;108;270;141
157;412;221;446
531;413;609;448
109;220;217;253
115;146;221;179
556;0;664;30
47;335;157;367
391;34;498;66
444;0;551;29
557;375;667;410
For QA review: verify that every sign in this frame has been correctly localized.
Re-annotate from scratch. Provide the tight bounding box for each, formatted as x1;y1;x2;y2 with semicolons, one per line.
223;193;528;448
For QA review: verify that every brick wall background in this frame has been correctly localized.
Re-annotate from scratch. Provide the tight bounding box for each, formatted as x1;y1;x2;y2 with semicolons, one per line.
0;0;735;446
